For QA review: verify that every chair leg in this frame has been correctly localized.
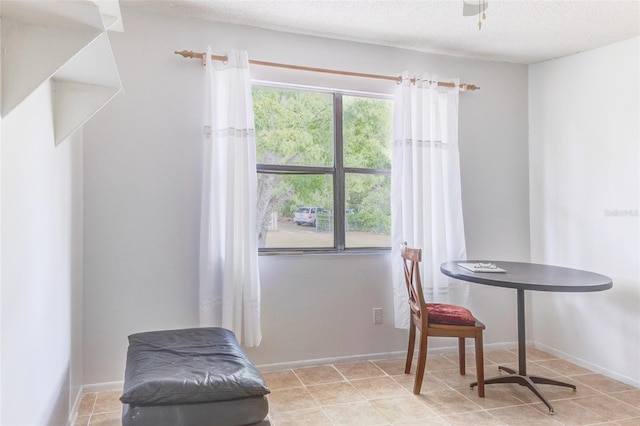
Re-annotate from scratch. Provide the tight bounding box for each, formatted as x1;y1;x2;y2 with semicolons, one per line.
474;331;485;397
458;337;466;375
413;332;428;394
405;323;416;374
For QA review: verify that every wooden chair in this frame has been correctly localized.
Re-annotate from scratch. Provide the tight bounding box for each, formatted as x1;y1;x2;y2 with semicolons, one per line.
401;244;485;397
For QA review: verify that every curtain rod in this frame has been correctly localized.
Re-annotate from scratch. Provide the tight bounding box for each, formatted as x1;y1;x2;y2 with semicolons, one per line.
174;50;480;91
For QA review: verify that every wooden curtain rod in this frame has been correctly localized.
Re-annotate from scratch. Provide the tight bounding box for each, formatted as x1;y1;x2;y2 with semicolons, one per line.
174;50;480;91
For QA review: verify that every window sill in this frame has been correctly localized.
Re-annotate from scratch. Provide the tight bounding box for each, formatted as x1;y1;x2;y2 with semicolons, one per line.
259;248;391;256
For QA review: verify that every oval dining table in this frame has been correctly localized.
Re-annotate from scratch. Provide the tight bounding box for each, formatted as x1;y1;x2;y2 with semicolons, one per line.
440;261;613;413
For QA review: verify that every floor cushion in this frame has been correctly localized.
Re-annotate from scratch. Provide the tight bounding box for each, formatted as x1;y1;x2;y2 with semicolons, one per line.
120;327;270;426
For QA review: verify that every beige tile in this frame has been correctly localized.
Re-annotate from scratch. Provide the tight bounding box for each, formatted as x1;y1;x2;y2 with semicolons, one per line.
391;372;417;391
77;393;97;416
494;378;597;405
484;349;518;365
373;358;408;376
74;415;90;426
370;394;437;423
322;401;389;426
294;365;345;386
530;399;609;425
415;389;482;416
463;387;528;409
429;368;478;390
537;359;592;376
487;404;559;425
615;417;640;425
486;383;536;404
88;411;121;426
85;354;635;426
424;354;458;372
306;381;365;405
524;362;564;377
350;376;409;400
269;407;332;425
572;394;640;422
262;369;303;390
536;379;600;401
444;350;493;369
525;347;557;361
268;387;319;413
335;361;385;380
392;417;449;425
392;372;450;393
93;390;122;414
572;373;637;393
611;389;640;409
440;410;506;425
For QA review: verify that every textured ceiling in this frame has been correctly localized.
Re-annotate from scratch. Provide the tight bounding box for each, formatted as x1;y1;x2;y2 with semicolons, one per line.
121;0;640;64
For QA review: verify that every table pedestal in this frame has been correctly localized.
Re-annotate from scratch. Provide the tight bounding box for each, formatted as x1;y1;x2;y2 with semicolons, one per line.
470;289;576;413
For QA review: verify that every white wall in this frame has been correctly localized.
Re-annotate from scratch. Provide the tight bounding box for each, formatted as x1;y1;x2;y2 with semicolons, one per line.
82;7;530;385
529;37;640;386
1;82;84;425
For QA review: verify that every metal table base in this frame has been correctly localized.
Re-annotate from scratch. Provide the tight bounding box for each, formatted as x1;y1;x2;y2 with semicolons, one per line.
470;289;576;413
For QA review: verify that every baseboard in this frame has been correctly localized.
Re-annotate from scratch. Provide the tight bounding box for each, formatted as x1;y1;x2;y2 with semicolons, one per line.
67;388;84;426
255;341;515;372
533;342;640;388
83;380;125;393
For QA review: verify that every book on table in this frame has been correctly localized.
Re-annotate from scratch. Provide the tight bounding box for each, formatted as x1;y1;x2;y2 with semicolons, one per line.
458;262;506;273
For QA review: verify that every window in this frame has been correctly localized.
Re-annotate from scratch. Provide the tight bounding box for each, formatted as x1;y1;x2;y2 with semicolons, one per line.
253;84;392;252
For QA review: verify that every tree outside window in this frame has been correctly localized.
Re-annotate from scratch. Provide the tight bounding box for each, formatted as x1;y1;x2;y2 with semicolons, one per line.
253;85;392;251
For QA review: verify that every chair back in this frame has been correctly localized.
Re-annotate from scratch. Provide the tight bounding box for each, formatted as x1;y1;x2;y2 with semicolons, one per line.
401;244;428;329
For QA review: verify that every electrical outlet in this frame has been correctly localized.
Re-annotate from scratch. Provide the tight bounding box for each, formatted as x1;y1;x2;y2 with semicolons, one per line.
373;308;383;324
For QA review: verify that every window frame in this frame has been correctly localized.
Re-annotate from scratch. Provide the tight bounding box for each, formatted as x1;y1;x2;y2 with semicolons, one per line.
254;81;392;254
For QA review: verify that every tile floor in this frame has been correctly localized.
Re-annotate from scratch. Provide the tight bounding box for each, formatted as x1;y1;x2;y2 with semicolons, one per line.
75;347;640;425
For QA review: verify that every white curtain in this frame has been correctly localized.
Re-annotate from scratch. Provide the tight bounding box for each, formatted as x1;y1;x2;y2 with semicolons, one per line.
391;73;468;328
200;47;261;346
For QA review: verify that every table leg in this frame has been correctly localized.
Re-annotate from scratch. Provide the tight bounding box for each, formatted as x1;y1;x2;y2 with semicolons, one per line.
470;289;576;414
517;289;526;375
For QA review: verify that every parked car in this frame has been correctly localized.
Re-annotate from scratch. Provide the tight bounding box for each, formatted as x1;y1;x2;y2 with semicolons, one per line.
294;207;331;227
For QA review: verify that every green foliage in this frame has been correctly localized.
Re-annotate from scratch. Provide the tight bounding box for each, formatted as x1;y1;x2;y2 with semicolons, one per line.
281;175;333;218
343;96;393;169
253;88;333;166
346;174;391;233
253;86;392;241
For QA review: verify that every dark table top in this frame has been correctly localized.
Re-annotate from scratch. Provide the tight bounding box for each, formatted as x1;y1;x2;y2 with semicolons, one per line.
440;261;613;293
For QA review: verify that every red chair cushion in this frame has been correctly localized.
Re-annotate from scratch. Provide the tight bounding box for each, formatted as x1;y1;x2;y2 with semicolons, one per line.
427;303;477;326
